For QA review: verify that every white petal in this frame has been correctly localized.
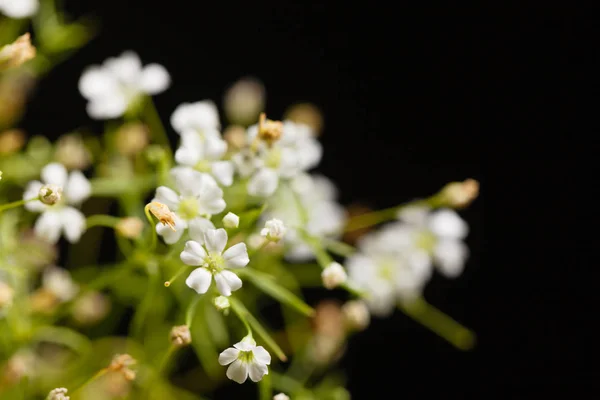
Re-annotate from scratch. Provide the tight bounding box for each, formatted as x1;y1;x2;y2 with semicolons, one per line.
60;207;86;243
203;228;228;253
211;161;234;186
223;243;249;269
185;267;212;294
140;63;170;94
41;163;68;187
180;240;208;265
214;271;242;296
105;51;142;85
218;348;240;366
34;211;62;244
23;181;46;212
428;209;468;239
248;361;269;382
174;146;200;166
156;216;186;244
247;168;279;197
433;239;468;278
153;186;180;211
226;359;249;384
187;217;215;243
86;95;128;119
252;346;271;365
233;337;256;351
173;169;212;197
203;136;227;160
0;0;38;17
78;67;119;100
65;171;91;204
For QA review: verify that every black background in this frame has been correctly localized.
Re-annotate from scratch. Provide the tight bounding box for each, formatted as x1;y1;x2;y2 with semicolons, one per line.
18;1;594;397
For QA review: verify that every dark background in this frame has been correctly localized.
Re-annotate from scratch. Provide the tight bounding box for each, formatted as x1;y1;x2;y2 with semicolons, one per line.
19;1;593;397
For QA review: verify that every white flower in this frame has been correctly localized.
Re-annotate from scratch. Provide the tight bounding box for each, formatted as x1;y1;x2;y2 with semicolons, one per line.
43;266;79;302
79;51;170;119
342;300;370;331
153;169;225;244
24;163;91;244
171;100;220;135
218;336;271;384
222;212;239;229
321;262;347;289
273;394;290;400
174;134;234;186
46;387;69;400
260;218;286;242
182;228;249;296
0;0;38;18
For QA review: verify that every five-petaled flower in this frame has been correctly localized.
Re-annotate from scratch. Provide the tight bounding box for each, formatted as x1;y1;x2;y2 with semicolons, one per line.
218;336;271;384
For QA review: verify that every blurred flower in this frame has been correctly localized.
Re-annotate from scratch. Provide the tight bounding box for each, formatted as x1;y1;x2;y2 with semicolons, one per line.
115;217;144;239
115;122;149;155
147;201;177;231
0;129;25;155
38;183;62;205
170;325;192;347
108;354;136;381
0;281;14;309
71;291;110;326
342;300;370;331
79;51;170;119
0;70;35;127
171;100;220;135
284;102;324;136
152;169;225;244
321;262;347;289
42;266;79;302
0;33;36;70
46;387;69;400
261;218;286;242
223;125;247;150
222;212;240;228
218;336;271;384
173;134;234;186
257;112;283;144
182;228;249;296
223;77;265;126
55;134;91;170
23;163;91;244
1;350;37;385
309;300;346;364
0;0;38;18
273;394;290;400
439;178;480;208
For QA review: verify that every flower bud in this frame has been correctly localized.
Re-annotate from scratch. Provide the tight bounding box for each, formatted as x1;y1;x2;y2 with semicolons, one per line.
260;218;286;242
46;387;69;400
115;217;144;239
439;178;480;209
223;125;247;149
222;212;240;228
38;184;63;205
0;281;14;309
55;134;91;170
170;325;192;347
0;129;25;155
213;296;230;314
115;122;149;155
147;201;176;231
72;291;111;326
321;262;347;289
273;394;290;400
0;33;36;71
223;77;265;126
108;354;136;381
284;102;324;136
342;300;370;331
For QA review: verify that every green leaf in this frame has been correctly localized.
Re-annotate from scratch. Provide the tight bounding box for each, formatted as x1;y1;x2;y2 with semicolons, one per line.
190;297;222;379
239;269;314;317
229;297;288;362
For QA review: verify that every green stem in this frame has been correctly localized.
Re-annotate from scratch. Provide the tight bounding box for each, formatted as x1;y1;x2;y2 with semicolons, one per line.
130;262;160;339
185;296;202;327
164;265;191;287
229;298;253;337
85;214;121;229
398;297;476;351
144;203;157;251
0;197;38;213
144;97;172;156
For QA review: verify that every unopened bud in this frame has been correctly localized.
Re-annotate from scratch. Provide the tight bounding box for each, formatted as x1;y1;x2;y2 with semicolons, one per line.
147;201;176;231
213;296;230;314
342;300;370;331
170;325;192;347
273;394;290;400
0;281;14;308
0;33;36;71
439;179;480;208
55;134;91;170
284;102;323;136
108;354;136;381
258;113;283;144
46;387;69;400
222;212;239;228
0;129;25;155
115;217;144;239
223;125;247;149
115;122;149;155
260;218;286;242
72;291;110;326
321;262;347;289
223;77;265;126
39;184;62;205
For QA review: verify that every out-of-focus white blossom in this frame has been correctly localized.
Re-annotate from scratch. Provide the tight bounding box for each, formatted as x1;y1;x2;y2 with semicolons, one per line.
153;169;225;244
218;336;271;384
223;77;265;125
182;228;249;296
222;212;239;228
79;51;170;119
173;134;234;186
46;387;69;400
342;300;370;331
0;0;38;18
171;100;220;136
273;394;290;400
24;163;91;244
321;262;347;289
42;266;79;303
260;218;286;242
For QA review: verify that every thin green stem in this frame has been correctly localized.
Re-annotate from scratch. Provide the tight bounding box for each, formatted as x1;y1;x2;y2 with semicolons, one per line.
144;203;157;251
144;97;172;157
230;298;253;337
85;214;121;230
130;262;160;339
164;265;191;287
185;296;202;327
0;197;38;213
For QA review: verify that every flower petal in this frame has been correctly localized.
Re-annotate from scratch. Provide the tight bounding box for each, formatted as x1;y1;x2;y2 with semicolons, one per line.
23;180;46;212
180;240;207;265
428;209;468;239
41;163;68;187
156;216;186;244
433;239;468;278
34;211;62;244
248;361;269;382
214;271;242;296
226;359;249;384
247;168;279;197
86;94;128;119
65;171;91;204
105;51;142;85
223;243;249;269
218;348;240;366
211;161;234;186
140;63;170;94
203;228;228;253
252;346;271;365
174;146;200;166
153;186;180;211
60;207;87;243
203;136;227;160
78;67;120;100
185;267;212;294
187;217;215;244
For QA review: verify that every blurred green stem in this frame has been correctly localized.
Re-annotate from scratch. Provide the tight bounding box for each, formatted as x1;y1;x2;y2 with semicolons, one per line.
0;196;38;213
143;98;172;157
85;214;120;229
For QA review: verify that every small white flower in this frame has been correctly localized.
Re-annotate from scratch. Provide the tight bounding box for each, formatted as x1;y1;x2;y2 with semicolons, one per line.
171;100;220;135
273;394;290;400
321;262;347;289
0;0;38;18
342;300;370;331
43;266;79;302
218;336;271;384
260;219;286;242
174;134;234;186
222;212;240;229
153;169;226;244
79;51;170;119
182;228;249;296
46;387;69;400
24;163;91;244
